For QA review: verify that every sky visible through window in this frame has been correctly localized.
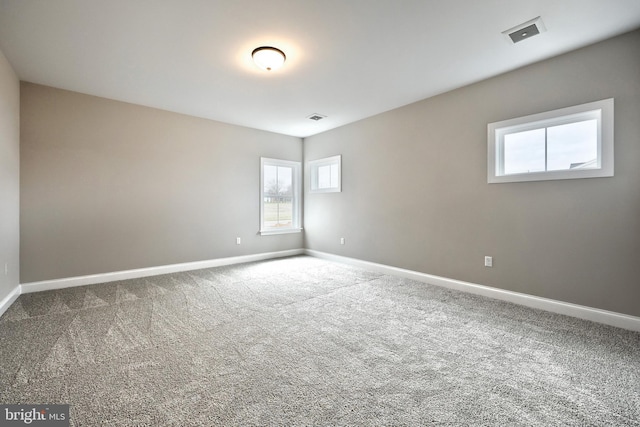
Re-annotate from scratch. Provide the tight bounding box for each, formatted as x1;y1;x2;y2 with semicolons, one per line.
317;163;339;189
504;119;598;175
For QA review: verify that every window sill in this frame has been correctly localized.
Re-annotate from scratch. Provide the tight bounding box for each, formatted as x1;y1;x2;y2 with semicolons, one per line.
488;168;613;184
309;188;341;194
259;228;303;236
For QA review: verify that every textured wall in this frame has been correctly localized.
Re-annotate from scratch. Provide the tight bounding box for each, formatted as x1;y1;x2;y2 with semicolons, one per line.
21;83;302;282
304;30;640;317
0;49;20;302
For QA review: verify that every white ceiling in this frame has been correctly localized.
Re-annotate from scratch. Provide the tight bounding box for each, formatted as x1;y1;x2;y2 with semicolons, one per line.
1;0;639;138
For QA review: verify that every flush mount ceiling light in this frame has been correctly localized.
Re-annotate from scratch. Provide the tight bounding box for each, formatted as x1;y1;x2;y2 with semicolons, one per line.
252;46;286;71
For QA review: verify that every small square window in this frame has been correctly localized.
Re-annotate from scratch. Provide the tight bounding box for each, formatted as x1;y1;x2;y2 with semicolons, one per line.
309;155;341;193
488;99;614;183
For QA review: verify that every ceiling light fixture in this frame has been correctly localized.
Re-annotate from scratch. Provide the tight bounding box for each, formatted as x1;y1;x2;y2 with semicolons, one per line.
252;46;286;71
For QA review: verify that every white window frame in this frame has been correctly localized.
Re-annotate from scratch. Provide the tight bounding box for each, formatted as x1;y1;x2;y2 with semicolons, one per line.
488;98;614;184
260;157;302;235
308;155;342;193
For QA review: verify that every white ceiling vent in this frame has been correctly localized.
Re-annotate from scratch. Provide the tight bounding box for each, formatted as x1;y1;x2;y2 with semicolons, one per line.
503;17;546;44
307;114;327;121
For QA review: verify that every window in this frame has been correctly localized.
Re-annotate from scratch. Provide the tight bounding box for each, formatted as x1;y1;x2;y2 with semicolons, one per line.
309;155;341;193
260;158;301;235
488;98;614;183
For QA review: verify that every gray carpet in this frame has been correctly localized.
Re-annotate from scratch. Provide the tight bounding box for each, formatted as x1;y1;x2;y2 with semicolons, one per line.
1;255;638;426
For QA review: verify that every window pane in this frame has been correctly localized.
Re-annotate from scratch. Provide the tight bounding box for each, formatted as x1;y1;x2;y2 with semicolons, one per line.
330;163;339;188
263;165;294;229
547;119;598;171
277;166;293;196
263;196;292;229
503;128;546;175
318;165;331;188
263;165;277;195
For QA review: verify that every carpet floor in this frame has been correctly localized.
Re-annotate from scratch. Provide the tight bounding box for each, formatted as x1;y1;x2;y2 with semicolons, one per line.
1;255;639;426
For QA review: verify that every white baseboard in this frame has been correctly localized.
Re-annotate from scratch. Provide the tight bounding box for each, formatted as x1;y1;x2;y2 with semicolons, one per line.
0;285;21;318
14;248;640;332
21;249;305;294
305;249;640;332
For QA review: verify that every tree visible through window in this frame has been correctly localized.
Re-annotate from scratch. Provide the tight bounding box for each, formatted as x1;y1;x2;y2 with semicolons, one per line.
260;158;301;234
263;164;293;229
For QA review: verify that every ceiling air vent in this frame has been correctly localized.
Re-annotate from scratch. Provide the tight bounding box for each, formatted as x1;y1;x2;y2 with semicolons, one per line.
307;114;326;121
503;16;546;44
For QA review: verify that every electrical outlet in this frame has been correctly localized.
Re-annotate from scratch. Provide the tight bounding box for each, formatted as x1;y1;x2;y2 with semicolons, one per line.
340;237;345;245
236;237;241;245
484;256;493;267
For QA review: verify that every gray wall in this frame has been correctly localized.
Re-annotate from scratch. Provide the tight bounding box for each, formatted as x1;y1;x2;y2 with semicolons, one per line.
304;30;640;317
0;49;20;302
21;83;302;283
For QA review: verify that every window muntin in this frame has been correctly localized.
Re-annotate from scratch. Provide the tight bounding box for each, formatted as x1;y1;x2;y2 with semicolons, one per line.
260;158;301;235
488;99;613;183
309;155;341;193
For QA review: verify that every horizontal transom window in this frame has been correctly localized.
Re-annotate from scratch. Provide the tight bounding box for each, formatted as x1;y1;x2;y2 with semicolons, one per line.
488;99;614;183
